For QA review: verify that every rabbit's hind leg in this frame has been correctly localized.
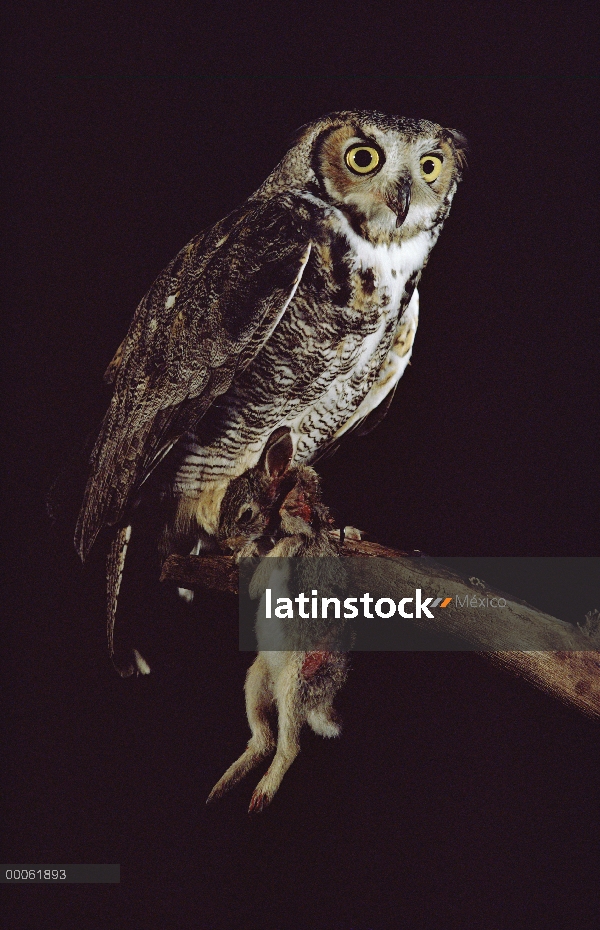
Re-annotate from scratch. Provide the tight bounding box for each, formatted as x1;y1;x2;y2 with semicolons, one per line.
207;656;275;804
248;661;302;813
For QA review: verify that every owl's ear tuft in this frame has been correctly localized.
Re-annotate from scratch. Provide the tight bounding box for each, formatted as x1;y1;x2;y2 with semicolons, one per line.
444;128;469;173
260;427;294;479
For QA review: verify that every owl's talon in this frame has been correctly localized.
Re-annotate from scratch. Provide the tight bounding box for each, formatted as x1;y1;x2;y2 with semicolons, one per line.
343;526;365;541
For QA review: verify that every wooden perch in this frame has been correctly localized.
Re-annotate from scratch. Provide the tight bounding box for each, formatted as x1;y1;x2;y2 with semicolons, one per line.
161;538;600;720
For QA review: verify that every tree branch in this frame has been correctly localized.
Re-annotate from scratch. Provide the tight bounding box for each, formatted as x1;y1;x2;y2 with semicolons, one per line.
160;538;600;720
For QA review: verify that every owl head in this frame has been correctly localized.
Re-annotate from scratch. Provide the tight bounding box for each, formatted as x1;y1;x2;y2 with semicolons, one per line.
259;110;468;241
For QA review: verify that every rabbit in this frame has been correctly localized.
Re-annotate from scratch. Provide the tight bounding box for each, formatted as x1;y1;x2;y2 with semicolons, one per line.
208;427;349;813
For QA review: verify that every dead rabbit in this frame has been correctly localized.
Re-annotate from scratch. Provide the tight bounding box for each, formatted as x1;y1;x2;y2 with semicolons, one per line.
207;427;349;813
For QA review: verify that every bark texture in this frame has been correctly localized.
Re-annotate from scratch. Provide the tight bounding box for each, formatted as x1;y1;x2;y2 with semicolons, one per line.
160;538;600;720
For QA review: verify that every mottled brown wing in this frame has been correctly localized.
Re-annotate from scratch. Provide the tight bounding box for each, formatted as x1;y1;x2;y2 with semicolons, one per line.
75;194;313;561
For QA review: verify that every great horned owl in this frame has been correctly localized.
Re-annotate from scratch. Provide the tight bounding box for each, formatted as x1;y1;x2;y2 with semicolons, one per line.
75;110;468;674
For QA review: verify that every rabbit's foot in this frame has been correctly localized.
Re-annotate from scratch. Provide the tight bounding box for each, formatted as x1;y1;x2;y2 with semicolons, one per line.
247;743;298;813
207;742;273;805
248;787;272;814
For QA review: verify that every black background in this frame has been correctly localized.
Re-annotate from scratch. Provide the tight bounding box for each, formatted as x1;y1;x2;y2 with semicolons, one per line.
3;3;599;928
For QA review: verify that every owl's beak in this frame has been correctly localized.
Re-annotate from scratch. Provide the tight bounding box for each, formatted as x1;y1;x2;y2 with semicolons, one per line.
386;178;412;227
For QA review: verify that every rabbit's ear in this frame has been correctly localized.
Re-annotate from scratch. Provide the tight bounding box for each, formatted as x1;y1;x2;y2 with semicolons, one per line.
260;427;294;479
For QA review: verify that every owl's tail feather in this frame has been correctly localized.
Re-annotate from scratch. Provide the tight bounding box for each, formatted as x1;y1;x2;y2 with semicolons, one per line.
106;524;151;677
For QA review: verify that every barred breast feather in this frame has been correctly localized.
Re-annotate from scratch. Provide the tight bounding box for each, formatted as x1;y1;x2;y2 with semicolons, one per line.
165;196;433;520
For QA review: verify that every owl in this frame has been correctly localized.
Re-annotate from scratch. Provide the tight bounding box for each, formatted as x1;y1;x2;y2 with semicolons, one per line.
75;110;468;674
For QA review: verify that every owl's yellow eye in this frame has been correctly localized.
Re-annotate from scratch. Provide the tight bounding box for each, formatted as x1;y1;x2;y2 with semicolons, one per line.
420;155;443;183
345;144;382;175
